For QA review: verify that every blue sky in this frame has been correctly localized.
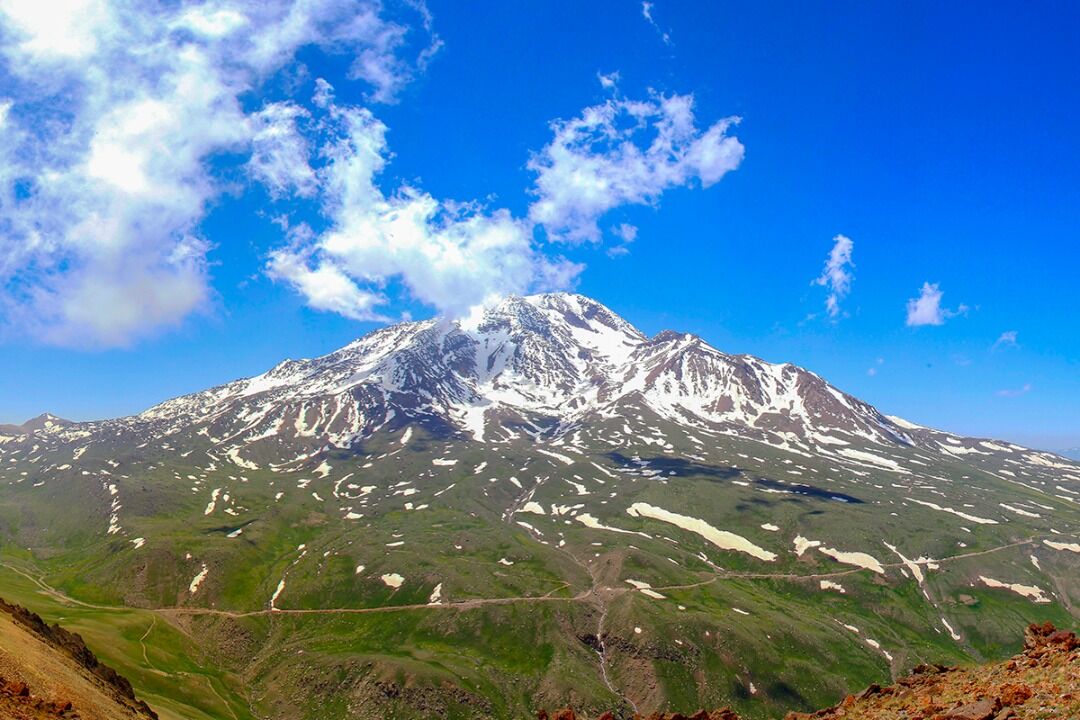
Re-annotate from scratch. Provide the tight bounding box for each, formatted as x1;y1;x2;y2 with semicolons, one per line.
0;1;1077;449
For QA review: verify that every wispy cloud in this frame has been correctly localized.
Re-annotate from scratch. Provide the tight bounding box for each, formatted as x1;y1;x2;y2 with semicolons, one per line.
597;70;620;90
641;2;672;45
992;330;1019;351
905;282;968;327
607;223;638;258
866;357;884;376
997;383;1033;398
813;234;854;319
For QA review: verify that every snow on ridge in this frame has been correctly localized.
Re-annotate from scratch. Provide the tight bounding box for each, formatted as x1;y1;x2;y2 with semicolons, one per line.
270;579;286;610
1044;540;1080;553
576;513;650;538
886;415;926;431
189;564;209;594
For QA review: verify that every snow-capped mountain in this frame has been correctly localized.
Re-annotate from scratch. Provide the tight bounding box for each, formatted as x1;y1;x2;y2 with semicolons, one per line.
7;293;1074;477
67;294;902;447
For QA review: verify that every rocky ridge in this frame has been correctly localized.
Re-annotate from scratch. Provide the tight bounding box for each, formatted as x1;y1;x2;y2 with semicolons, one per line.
0;597;157;720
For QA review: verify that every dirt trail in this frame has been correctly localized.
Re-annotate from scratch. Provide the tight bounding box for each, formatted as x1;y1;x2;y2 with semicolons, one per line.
2;532;1071;622
137;616;167;676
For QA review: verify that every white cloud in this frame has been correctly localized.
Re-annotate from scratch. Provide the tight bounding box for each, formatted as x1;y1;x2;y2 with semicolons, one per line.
597;70;620;89
813;234;854;318
265;90;583;321
267;244;385;321
266;76;740;323
528;90;743;243
0;0;111;60
607;222;638;258
0;0;437;347
992;330;1019;351
614;223;639;243
866;357;884;376
905;282;968;327
997;383;1032;398
0;2;740;342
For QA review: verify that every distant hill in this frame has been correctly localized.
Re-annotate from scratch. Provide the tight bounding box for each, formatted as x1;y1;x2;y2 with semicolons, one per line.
0;414;72;436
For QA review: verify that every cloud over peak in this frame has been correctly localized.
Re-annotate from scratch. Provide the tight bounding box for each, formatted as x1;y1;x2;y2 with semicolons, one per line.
266;78;743;322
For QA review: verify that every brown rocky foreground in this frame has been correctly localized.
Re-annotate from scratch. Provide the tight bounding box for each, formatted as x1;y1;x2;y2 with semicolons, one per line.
0;597;157;720
539;623;1079;720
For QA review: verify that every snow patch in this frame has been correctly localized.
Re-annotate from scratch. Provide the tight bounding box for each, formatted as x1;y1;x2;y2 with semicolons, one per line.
1044;540;1080;553
189;564;209;594
626;503;777;561
818;546;885;574
979;576;1050;603
381;573;404;588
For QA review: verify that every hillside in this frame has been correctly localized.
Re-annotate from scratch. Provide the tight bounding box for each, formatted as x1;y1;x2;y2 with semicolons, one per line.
540;623;1079;719
0;597;156;720
0;293;1077;719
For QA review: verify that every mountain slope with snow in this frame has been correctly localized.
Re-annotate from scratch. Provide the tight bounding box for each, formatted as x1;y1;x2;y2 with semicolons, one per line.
0;293;1078;720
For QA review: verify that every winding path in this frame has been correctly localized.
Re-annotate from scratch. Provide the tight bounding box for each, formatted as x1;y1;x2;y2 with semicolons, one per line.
2;533;1070;621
